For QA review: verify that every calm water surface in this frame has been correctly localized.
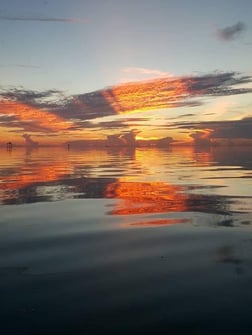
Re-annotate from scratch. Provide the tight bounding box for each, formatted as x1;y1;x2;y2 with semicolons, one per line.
0;146;252;334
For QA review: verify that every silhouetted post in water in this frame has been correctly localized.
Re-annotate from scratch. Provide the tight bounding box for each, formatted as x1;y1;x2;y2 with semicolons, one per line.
6;142;12;151
67;143;70;150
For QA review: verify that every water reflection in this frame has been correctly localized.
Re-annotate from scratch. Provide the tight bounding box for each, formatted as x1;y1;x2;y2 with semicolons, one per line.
216;245;243;275
0;146;251;226
1;146;252;335
105;180;230;215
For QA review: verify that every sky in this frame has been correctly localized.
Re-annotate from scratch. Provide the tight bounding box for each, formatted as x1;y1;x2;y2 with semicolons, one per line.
0;0;252;146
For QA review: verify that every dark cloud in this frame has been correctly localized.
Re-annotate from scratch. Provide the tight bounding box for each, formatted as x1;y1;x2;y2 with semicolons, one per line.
187;72;252;96
173;117;252;139
0;88;65;108
97;118;151;129
242;116;252;121
123;117;150;122
98;120;129;129
66;119;131;132
67;120;98;130
177;113;196;118
0;15;85;24
0;114;17;123
10;121;58;133
190;130;212;146
217;22;246;41
107;131;137;147
211;119;252;139
57;91;117;120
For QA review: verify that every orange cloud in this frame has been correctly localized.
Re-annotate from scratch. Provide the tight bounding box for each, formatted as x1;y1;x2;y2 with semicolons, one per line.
102;77;192;114
0;100;72;132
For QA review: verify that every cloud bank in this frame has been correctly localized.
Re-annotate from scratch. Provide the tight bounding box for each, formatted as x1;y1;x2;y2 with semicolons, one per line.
0;72;252;140
168;117;252;142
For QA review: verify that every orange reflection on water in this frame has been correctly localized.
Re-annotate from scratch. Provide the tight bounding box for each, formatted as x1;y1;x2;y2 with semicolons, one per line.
105;180;188;215
102;77;192;114
0;162;72;198
0;149;75;202
0;148;117;203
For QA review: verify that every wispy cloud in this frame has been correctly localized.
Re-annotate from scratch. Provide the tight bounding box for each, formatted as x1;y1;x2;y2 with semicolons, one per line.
122;67;171;77
0;15;86;24
177;113;196;119
120;67;172;82
0;64;40;69
217;21;246;41
16;64;41;69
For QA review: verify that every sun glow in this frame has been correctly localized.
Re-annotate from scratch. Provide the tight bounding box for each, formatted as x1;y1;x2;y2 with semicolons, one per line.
135;135;159;140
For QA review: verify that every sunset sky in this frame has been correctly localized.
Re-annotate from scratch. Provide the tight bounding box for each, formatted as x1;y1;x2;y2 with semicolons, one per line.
0;0;252;145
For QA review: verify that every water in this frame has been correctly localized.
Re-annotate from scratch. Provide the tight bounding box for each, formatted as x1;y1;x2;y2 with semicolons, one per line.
0;146;252;334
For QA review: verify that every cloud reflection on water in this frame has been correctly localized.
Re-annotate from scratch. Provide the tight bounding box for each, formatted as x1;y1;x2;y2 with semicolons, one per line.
0;146;251;227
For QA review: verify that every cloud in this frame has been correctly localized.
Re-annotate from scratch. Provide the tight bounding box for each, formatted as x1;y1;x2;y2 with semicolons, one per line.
217;22;246;41
177;113;196;118
189;129;213;146
0;64;40;69
67;120;99;131
16;64;41;69
1;72;252;136
0;114;17;123
89;72;251;117
0;15;86;24
98;120;129;129
173;117;252;140
0;88;66;110
122;67;170;76
120;67;172;82
211;118;252;139
2;72;251;119
93;117;150;130
67;119;129;132
107;131;137;147
0;99;73;133
1;87;62;101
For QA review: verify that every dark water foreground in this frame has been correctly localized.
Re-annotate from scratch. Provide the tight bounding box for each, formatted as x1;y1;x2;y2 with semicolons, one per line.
0;146;252;334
